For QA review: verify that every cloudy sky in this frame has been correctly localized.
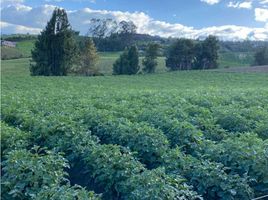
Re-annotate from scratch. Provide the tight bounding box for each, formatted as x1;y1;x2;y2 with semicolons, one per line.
1;0;268;40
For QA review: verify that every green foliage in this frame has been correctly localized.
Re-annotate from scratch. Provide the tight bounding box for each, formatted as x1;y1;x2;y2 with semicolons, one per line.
113;45;140;75
35;185;101;200
73;38;99;76
215;111;250;133
166;38;196;70
2;57;268;199
121;168;202;200
1;122;31;155
254;45;268;65
30;8;77;76
166;36;219;70
142;43;160;73
83;109;170;168
2;146;69;199
202;133;268;195
195;35;219;69
163;149;254;200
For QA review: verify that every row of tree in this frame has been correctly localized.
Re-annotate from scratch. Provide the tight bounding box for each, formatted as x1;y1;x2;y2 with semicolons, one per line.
113;36;219;75
30;8;222;76
166;36;219;70
31;8;219;76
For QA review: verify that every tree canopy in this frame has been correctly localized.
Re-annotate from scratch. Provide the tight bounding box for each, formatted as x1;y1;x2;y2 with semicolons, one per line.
254;46;268;66
30;8;77;76
142;43;160;73
166;36;219;71
113;45;140;75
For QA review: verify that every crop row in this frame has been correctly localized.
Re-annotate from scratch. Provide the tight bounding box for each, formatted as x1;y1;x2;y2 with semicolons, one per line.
2;91;267;198
1;112;201;200
79;106;268;197
1;122;100;200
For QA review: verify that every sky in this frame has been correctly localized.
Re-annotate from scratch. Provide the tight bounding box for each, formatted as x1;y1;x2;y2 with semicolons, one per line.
1;0;268;40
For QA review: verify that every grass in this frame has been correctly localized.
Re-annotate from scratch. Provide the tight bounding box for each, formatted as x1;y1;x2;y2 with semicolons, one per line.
218;51;254;67
16;40;35;57
1;39;35;60
1;38;255;71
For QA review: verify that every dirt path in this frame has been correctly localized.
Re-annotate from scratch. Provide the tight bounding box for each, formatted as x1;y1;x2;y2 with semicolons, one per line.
215;65;268;73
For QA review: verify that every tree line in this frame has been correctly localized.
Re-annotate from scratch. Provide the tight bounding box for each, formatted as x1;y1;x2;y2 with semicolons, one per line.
31;8;268;76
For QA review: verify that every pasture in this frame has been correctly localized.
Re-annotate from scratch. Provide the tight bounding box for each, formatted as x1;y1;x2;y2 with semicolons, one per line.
1;58;268;199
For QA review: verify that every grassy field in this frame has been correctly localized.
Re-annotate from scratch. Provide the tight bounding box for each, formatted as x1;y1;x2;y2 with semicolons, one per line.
2;58;268;199
1;39;35;60
1;38;255;70
218;51;254;67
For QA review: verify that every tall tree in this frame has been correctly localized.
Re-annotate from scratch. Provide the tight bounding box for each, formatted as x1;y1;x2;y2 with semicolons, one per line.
195;35;219;69
73;38;99;76
113;45;140;75
30;8;77;76
254;46;268;66
118;21;137;34
166;39;195;71
142;43;160;73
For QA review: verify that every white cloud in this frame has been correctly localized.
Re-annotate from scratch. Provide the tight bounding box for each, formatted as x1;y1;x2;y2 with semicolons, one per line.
228;1;252;9
0;21;42;34
1;4;268;41
255;8;268;21
45;0;64;2
0;0;24;3
259;0;268;4
201;0;221;5
0;0;24;6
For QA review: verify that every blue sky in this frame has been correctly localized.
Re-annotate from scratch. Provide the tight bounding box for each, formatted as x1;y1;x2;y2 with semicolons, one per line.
1;0;268;40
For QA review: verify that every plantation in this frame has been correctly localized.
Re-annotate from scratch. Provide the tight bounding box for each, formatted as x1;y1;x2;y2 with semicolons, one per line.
1;58;268;199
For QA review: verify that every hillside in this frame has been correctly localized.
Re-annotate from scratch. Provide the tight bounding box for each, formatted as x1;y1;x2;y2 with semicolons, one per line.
1;39;35;60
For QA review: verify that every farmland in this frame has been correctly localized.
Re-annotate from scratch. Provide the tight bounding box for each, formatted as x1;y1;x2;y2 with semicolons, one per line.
1;58;268;199
1;38;256;69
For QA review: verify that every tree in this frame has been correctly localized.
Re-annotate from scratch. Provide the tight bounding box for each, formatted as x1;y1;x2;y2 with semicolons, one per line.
88;18;118;38
73;38;99;76
254;46;268;65
118;21;137;34
142;43;160;73
30;8;77;76
113;45;140;75
166;39;195;71
195;35;219;69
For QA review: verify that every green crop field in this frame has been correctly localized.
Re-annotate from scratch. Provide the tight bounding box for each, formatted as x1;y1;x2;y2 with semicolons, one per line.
1;58;268;199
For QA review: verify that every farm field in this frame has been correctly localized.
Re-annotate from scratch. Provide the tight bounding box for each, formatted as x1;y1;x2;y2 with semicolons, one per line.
1;40;35;60
1;38;255;69
1;59;268;199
